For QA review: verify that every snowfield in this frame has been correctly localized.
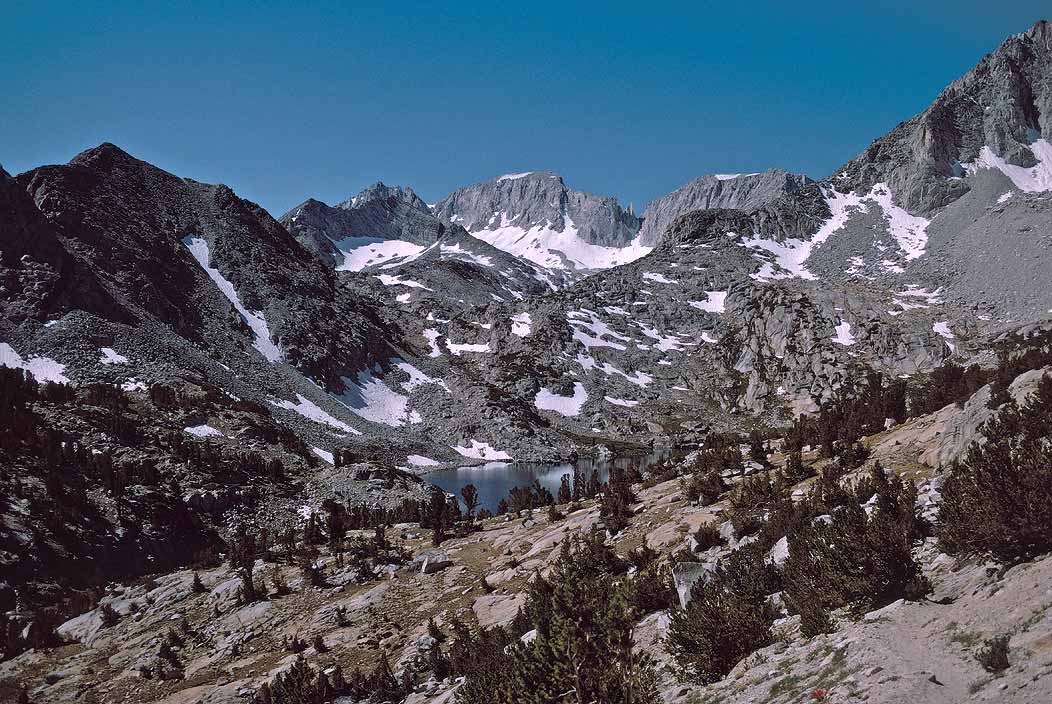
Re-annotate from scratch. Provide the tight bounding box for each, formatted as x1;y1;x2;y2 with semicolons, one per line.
534;382;588;417
0;342;70;384
966;139;1052;193
465;212;653;271
270;394;360;435
332;236;425;272
183;235;282;363
337;367;421;427
99;348;129;365
452;440;512;461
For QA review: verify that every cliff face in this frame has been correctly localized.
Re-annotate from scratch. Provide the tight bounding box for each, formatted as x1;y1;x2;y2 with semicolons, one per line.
280;183;445;268
431;171;646;271
831;20;1052;214
639;170;818;244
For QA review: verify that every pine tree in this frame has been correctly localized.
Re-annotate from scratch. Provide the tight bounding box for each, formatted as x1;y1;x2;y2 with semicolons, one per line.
557;473;572;504
461;484;480;523
667;545;776;683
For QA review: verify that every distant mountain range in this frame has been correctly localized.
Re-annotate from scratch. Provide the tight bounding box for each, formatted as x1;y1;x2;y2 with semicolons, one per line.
3;20;1052;628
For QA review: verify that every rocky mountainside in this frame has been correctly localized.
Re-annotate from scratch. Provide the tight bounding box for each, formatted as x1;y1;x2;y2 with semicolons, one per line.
638;169;817;244
431;171;648;271
3;19;1052;704
833;20;1052;215
281;183;439;269
6;362;1052;704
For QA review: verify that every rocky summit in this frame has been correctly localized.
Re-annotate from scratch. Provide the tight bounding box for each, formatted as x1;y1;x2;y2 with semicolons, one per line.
3;17;1052;704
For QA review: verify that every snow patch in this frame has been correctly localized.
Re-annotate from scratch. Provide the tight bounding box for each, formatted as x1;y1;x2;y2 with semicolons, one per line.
441;243;493;267
375;274;432;290
966;140;1052;193
575;354;652;387
465;212;653;271
407;454;439;467
604;396;639;408
121;378;147;392
511;312;532;337
312;447;335;465
933;321;956;352
714;173;760;180
185;424;223;438
0;343;70;384
183;236;282;363
741;183;928;279
99;348;129;365
568;309;629;350
447;341;491;356
452;440;512;461
866;183;930;261
642;272;678;285
270;395;360;435
636;323;692;352
336;367;420;427
392;359;449;392
332;237;425;272
422;329;443;357
832;321;856;346
689;291;727;313
534;382;588;417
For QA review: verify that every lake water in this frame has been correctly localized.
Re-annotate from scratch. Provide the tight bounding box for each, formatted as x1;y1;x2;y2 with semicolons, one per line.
425;449;678;513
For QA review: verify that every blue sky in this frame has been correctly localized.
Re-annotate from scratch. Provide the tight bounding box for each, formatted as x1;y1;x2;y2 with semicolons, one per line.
2;2;1048;217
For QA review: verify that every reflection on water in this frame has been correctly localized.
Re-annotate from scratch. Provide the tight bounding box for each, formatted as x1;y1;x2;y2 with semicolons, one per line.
426;449;677;513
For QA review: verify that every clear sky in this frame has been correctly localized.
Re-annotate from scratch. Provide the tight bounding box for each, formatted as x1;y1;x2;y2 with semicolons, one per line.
2;2;1048;217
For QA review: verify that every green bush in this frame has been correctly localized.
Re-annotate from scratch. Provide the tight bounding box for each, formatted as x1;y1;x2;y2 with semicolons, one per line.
692;523;724;552
783;464;926;616
976;635;1010;673
939;375;1052;560
667;544;777;683
456;530;659;704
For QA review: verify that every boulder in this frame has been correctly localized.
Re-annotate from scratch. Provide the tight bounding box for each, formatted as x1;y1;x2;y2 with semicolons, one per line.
416;551;453;574
672;561;719;608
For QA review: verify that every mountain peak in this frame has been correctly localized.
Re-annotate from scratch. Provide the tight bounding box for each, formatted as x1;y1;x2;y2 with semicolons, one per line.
431;170;643;270
339;182;429;214
831;17;1052;214
639;168;814;244
68;142;139;169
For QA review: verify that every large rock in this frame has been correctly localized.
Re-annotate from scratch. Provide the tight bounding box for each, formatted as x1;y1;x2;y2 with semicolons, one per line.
672;561;720;608
414;550;453;574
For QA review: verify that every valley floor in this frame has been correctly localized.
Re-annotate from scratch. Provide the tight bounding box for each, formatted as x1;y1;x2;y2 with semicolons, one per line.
4;437;1051;704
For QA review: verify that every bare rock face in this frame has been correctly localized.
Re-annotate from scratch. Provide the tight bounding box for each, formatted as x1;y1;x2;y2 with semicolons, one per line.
640;170;818;244
832;20;1052;214
432;170;642;250
280;182;445;268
